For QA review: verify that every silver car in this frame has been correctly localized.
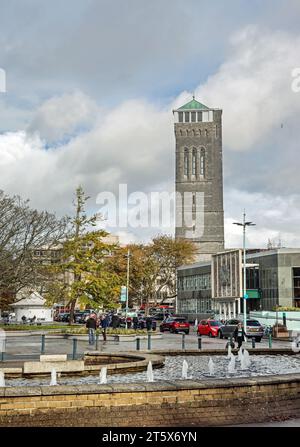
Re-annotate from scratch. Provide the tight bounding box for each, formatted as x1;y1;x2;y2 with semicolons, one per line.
219;318;264;342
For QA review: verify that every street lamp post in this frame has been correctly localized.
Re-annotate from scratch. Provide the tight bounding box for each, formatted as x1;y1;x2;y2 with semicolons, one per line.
125;249;131;329
233;211;256;331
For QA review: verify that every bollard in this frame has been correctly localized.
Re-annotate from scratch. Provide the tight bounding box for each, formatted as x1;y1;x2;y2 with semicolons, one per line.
283;312;287;327
72;338;77;360
198;336;202;350
181;333;185;350
147;332;151;350
268;333;272;349
136;337;140;351
0;338;5;361
41;334;45;354
95;333;99;351
252;337;256;348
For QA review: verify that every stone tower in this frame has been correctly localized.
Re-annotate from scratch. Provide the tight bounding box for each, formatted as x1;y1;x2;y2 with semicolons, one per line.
173;97;224;262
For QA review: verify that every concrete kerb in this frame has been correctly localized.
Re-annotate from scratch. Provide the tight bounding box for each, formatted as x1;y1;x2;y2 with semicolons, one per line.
0;351;165;378
1;372;299;398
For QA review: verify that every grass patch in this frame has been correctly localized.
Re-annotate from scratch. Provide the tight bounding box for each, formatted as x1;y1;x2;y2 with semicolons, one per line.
60;327;149;335
0;324;67;331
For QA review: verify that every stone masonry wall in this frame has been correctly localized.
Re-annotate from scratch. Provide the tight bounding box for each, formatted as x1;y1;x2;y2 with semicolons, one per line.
0;374;299;426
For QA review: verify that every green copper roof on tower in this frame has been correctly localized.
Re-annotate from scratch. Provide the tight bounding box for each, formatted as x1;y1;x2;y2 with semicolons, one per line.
178;97;209;110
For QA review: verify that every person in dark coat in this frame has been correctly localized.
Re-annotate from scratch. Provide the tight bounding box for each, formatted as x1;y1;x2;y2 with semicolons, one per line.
233;322;247;349
112;314;120;329
101;314;110;341
146;316;152;332
133;316;139;330
86;314;97;345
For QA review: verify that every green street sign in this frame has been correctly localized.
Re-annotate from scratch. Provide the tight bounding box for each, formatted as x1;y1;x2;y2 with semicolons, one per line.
120;286;127;302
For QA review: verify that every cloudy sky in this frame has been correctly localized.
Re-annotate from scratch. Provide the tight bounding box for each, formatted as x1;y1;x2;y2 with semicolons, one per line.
0;0;300;248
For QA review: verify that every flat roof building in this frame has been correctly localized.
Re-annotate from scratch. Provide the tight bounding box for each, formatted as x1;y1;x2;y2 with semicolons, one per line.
177;248;300;320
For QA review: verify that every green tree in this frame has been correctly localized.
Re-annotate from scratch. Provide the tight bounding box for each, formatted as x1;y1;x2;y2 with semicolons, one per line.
108;235;196;314
46;187;122;323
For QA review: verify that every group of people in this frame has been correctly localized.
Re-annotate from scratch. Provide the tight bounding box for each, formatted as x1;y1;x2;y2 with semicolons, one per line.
85;312;110;344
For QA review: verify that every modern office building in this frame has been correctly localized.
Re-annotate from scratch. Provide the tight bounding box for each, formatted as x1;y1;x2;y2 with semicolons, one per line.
177;248;300;320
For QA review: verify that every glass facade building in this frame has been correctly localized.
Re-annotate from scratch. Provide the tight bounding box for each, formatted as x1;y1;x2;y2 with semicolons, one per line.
177;248;300;318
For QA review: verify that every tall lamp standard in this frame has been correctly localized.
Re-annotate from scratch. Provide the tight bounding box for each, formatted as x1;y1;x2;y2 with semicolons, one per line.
233;211;256;330
125;249;131;329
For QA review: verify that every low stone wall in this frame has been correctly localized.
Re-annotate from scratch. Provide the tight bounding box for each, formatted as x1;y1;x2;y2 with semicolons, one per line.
0;374;299;427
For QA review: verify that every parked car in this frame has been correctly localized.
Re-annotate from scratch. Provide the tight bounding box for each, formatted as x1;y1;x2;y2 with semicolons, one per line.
138;317;157;331
55;312;70;322
160;317;190;334
219;318;264;342
197;319;223;337
245;319;264;341
74;312;89;324
152;312;173;321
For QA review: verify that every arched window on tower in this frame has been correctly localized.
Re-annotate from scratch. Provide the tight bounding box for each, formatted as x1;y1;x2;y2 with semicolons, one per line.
184;148;189;176
200;148;205;176
192;148;197;176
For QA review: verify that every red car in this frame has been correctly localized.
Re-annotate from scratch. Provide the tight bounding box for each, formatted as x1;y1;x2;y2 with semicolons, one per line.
197;319;223;337
160;317;190;334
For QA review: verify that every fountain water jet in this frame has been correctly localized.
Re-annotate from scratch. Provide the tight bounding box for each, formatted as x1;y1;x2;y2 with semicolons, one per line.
237;347;243;362
228;354;236;374
0;371;5;387
227;343;232;358
147;361;154;382
50;368;57;386
99;367;107;384
182;360;188;379
208;357;215;376
243;349;251;368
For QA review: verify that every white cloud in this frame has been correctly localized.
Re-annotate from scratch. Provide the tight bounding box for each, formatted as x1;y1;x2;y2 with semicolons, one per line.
0;25;300;248
27;91;99;143
196;26;300;151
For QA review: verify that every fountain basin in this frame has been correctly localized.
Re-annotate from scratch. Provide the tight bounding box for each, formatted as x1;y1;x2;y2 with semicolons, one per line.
0;373;299;427
0;349;299;427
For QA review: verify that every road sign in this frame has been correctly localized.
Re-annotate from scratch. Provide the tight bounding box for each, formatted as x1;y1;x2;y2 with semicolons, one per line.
244;293;249;299
120;286;127;302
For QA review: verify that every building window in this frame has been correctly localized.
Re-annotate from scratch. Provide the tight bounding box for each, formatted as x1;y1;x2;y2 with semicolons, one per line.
184;148;189;176
200;149;205;176
197;111;202;122
293;268;300;303
178;112;183;123
185;112;189;123
192;148;197;175
191;111;196;122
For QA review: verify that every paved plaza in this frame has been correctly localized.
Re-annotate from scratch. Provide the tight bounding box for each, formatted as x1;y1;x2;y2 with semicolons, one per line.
1;329;295;363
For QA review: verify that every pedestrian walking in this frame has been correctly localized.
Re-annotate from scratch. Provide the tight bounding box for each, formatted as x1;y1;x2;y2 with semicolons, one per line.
86;314;97;345
146;316;152;332
133;315;139;330
233;322;247;349
112;313;120;329
101;314;110;341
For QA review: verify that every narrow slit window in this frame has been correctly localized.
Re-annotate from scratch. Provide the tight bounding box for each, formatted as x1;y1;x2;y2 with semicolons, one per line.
192;149;197;175
200;149;205;176
184;149;189;176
